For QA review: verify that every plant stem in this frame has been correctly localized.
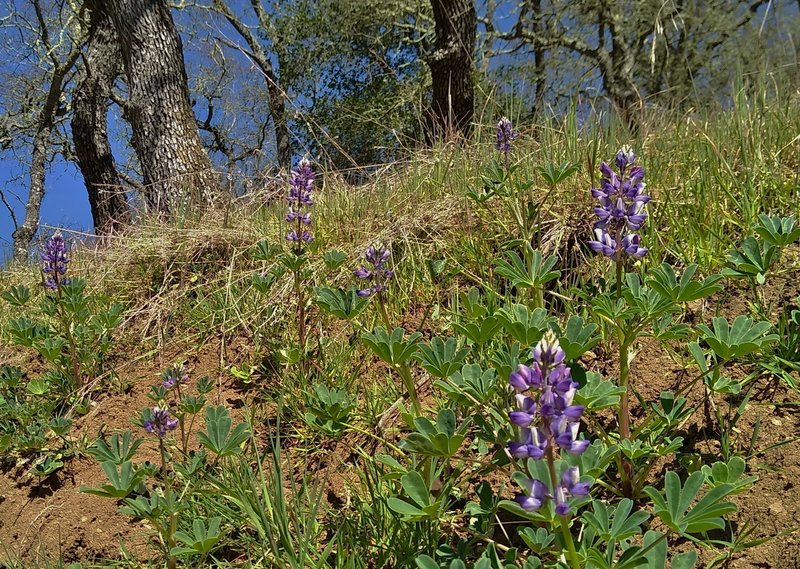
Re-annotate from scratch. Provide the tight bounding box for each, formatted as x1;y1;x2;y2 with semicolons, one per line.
545;444;580;569
55;282;82;388
377;294;392;330
619;339;631;440
618;337;634;497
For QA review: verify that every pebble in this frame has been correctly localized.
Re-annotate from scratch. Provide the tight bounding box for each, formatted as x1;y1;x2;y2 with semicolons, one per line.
770;501;785;515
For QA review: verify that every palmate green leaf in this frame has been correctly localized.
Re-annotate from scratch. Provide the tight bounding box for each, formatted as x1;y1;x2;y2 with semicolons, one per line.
722;236;776;283
401;408;467;457
172;517;223;556
494;248;560;291
7;318;47;348
557;316;600;361
413;336;469;379
81;460;144;499
496;304;552;346
538;160;579;186
755;214;800;247
646;263;723;303
197;405;252;457
582;499;650;544
574;372;625;411
251;240;281;261
452;316;502;345
459;287;491;320
314;286;368;320
434;363;497;406
362;326;422;367
322;248;348;270
697;316;778;360
701;456;757;494
643;471;737;535
490;342;524;379
1;285;31;307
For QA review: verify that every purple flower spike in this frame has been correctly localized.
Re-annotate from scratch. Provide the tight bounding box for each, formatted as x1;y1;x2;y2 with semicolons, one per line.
496;116;519;156
162;364;189;389
589;148;649;260
144;407;179;438
286;158;315;249
354;245;394;298
507;333;592;517
41;231;69;289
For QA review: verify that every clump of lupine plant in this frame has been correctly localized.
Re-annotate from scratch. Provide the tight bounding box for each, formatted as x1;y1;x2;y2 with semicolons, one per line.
588;146;650;298
354;244;424;414
2;231;122;394
508;331;589;568
284;158;316;365
153;363;212;454
84;366;248;567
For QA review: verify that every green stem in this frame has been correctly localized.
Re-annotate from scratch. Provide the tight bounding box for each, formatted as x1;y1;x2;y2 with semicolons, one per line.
398;362;421;415
55;282;82;389
377;295;392;330
619;339;631;440
545;445;580;569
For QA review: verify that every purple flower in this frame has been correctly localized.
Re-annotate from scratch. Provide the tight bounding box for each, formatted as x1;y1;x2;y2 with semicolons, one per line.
354;245;394;298
41;231;69;290
508;427;547;459
589;148;649;260
144;407;178;438
162;364;189;389
496;116;519;156
615;145;636;171
516;478;547;511
286;158;315;247
555;467;591;517
509;394;538;427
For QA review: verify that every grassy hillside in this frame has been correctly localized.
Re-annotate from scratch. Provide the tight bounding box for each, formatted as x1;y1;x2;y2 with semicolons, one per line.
0;91;799;568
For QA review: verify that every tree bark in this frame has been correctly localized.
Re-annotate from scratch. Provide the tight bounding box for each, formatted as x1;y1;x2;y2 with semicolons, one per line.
106;0;222;213
72;0;130;235
426;0;476;141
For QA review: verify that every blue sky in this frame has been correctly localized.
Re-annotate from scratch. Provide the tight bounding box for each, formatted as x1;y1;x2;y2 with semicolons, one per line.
0;156;92;263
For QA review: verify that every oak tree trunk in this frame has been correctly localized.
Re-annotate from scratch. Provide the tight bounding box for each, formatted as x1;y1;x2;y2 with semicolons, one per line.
72;0;131;234
427;0;476;141
106;0;222;213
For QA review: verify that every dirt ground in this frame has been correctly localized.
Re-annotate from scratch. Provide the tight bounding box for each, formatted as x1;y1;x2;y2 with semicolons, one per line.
1;283;799;567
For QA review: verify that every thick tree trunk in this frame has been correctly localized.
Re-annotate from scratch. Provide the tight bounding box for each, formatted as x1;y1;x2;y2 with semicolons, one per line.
72;0;130;235
106;0;222;213
426;0;476;141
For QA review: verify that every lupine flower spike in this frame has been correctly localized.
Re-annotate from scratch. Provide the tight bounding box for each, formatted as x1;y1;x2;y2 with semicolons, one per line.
286;158;315;247
41;230;69;290
509;331;590;516
496;116;519;166
355;245;394;297
144;407;179;439
588;146;650;260
162;364;189;389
